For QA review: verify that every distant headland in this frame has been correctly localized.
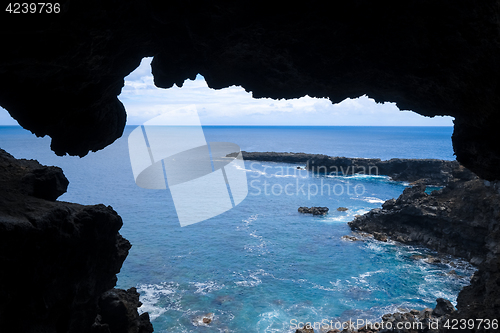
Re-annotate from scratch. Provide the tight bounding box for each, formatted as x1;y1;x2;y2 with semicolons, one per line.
233;151;476;186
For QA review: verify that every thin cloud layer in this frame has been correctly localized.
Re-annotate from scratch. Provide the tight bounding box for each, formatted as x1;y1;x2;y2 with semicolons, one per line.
120;58;453;126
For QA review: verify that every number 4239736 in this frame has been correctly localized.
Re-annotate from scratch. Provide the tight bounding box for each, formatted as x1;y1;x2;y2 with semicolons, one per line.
5;3;60;14
444;319;498;330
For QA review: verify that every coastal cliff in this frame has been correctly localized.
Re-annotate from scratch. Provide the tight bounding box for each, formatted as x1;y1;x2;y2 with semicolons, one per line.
348;179;500;329
0;149;152;333
238;151;475;185
248;150;499;329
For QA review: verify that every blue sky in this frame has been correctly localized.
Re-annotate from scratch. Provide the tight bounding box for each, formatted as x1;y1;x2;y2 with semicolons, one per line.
1;57;453;126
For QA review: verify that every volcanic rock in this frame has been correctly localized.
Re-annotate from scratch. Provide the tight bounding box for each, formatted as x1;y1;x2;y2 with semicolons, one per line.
238;152;476;185
0;149;151;332
298;206;329;215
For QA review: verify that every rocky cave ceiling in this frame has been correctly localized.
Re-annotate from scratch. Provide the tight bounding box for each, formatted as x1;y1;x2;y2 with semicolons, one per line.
0;0;499;179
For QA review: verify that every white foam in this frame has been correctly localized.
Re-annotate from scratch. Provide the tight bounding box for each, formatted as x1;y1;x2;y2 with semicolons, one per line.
325;174;390;180
312;283;338;292
234;270;265;287
362;197;386;204
330;279;343;288
358;269;385;280
191;312;215;327
351;208;370;216
325;215;352;223
366;242;384;252
237;214;258;229
256;309;290;333
349;174;390;180
274;174;298;178
191;280;225;295
321;208;369;223
136;282;179;321
233;164;255;173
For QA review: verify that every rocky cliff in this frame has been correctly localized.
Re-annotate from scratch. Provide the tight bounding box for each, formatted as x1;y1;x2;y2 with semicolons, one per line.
348;179;500;329
238;151;476;185
0;149;152;333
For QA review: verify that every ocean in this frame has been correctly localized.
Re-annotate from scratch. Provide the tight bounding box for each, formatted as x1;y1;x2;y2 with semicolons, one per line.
0;126;474;333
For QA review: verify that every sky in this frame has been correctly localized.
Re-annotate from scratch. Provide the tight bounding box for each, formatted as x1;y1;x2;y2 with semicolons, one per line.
1;57;453;126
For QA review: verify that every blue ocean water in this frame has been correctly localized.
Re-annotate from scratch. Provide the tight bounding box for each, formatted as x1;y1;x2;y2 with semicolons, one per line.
0;126;473;333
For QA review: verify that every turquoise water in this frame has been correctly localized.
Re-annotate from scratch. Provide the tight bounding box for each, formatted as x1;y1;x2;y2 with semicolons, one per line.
0;126;473;333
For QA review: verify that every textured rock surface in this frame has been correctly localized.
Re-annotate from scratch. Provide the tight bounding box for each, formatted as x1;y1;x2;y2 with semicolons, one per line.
0;149;151;332
293;299;459;333
238;151;476;185
349;179;500;328
298;206;329;215
92;288;153;333
0;149;69;201
1;1;500;180
376;299;456;333
348;180;500;263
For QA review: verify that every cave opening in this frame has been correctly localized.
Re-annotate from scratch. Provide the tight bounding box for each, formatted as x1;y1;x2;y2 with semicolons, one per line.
0;56;473;333
66;57;469;331
0;56;490;332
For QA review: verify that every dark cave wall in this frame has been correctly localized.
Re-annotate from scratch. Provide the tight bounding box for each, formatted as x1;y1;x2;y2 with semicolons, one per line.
0;149;138;332
1;2;500;331
1;0;500;179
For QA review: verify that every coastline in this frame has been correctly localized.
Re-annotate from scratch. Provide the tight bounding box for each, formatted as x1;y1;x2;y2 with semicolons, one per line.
347;178;500;331
239;151;499;332
235;151;475;186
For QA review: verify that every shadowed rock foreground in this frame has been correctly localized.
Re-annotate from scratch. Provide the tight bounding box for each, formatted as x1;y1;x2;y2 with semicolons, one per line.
0;149;153;333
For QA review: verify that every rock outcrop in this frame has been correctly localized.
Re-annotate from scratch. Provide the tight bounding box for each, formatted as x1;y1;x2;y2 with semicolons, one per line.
238;151;476;185
375;298;457;333
348;179;499;264
1;1;500;181
349;179;500;328
0;149;151;333
295;298;460;333
93;288;153;333
298;206;329;215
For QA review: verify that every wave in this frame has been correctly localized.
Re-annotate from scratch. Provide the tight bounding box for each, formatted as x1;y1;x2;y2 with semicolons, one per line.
136;282;180;321
233;270;265;287
325;174;391;180
321;208;370;223
191;280;225;295
359;197;386;204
